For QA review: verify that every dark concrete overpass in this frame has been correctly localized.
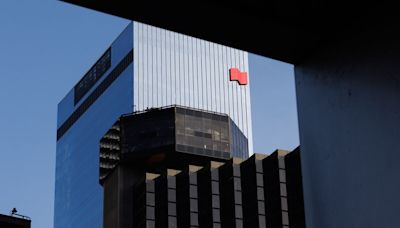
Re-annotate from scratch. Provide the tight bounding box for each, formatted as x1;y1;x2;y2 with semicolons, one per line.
61;1;396;64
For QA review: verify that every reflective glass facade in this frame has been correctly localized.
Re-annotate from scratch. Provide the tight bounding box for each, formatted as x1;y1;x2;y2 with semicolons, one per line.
55;22;253;228
175;107;248;159
54;25;133;228
133;22;254;155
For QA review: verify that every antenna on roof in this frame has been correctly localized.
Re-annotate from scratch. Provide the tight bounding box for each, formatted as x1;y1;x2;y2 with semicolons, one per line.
9;208;31;220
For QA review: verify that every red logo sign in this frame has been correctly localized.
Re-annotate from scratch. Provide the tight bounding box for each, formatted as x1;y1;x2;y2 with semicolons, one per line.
229;68;248;85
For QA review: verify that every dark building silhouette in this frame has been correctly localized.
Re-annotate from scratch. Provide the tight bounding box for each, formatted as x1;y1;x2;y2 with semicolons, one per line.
99;106;305;228
99;105;249;185
0;213;31;228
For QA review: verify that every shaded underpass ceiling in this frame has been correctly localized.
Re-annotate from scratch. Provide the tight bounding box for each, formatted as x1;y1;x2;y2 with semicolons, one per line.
61;0;396;64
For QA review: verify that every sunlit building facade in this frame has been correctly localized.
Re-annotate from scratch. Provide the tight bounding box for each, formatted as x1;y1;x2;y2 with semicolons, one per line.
54;22;253;228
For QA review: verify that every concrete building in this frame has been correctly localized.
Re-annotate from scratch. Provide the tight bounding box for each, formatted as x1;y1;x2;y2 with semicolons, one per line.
55;22;253;227
99;107;305;228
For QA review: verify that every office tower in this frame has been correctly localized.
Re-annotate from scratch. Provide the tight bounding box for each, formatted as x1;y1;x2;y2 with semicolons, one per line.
99;108;305;228
55;22;253;228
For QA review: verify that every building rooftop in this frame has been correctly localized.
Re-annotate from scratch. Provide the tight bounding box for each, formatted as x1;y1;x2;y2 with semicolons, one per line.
0;213;31;228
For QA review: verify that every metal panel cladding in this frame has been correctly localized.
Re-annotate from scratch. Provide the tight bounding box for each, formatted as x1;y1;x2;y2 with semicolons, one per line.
133;22;253;155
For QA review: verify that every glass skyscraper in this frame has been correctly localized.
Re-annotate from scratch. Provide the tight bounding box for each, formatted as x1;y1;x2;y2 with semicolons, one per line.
55;22;253;228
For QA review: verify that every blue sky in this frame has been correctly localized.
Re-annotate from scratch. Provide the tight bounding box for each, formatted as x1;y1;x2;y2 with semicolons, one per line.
0;0;298;227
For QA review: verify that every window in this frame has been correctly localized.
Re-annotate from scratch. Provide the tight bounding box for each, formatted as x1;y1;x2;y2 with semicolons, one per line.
74;48;111;105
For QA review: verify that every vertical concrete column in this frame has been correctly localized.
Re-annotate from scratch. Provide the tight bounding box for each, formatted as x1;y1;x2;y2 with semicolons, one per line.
240;155;260;228
263;150;290;227
232;158;244;228
285;147;306;228
175;168;190;227
210;161;224;228
218;160;236;228
167;169;181;228
295;24;400;228
197;164;213;228
188;165;202;227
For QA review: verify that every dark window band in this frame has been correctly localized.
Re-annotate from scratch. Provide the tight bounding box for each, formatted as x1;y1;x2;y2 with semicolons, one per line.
57;49;133;141
74;48;111;105
176;144;230;159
